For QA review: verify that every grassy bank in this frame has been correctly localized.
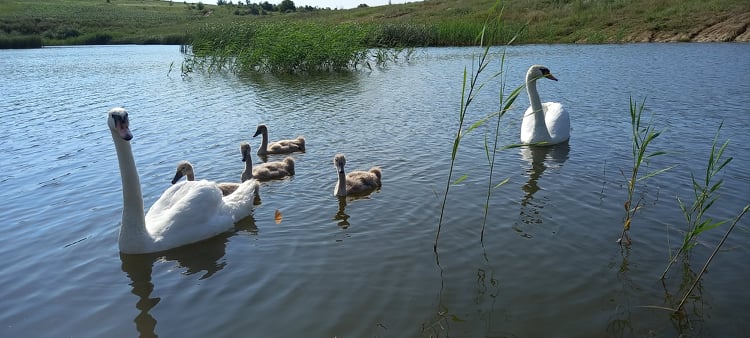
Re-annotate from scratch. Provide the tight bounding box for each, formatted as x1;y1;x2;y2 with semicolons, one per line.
1;0;748;48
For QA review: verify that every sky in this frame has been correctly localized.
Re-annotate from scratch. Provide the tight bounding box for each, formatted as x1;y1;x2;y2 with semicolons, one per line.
185;0;412;10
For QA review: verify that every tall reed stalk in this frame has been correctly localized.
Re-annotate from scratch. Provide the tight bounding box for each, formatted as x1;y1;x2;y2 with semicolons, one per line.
433;26;492;254
434;3;523;253
620;97;673;244
672;205;749;311
661;122;734;278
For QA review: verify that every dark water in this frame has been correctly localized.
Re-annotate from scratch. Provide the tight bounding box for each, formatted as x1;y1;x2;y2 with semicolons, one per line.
1;43;748;337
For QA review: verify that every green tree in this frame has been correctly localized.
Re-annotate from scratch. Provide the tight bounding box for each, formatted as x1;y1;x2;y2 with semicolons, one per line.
279;0;296;12
259;1;274;11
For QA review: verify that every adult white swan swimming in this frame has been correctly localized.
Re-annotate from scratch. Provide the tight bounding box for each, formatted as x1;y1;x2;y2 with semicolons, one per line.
107;107;259;254
520;65;570;145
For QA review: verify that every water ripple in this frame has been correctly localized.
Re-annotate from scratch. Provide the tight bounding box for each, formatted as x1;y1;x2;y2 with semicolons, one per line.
0;44;748;337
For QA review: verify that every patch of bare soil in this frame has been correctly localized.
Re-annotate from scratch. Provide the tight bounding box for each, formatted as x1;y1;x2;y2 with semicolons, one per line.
624;12;749;42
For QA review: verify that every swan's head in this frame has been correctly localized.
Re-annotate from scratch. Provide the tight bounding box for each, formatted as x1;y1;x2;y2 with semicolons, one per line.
334;154;346;173
107;107;133;141
172;161;194;184
527;65;558;82
240;142;251;162
252;124;268;138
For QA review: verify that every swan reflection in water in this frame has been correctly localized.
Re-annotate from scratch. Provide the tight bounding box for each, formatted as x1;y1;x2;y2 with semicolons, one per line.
119;215;257;337
514;143;570;237
334;197;351;229
333;194;380;230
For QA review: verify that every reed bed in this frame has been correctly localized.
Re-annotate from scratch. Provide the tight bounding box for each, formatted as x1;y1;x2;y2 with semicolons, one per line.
0;35;42;49
188;22;370;73
184;19;520;74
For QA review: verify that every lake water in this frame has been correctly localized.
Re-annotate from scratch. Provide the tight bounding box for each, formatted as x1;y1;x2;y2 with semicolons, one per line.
1;43;748;337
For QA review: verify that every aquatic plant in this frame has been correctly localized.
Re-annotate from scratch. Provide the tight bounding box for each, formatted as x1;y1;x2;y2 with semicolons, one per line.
434;4;522;252
433;33;487;253
0;35;42;48
185;22;371;73
182;8;524;74
670;205;749;312
620;97;673;245
661;122;734;277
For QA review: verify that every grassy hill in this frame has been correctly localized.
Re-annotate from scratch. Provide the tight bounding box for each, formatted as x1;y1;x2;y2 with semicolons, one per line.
1;0;748;48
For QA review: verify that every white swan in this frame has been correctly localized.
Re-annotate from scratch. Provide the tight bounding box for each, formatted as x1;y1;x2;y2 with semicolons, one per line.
240;142;295;181
107;107;259;254
520;65;570;145
171;160;243;196
333;154;382;197
252;124;305;155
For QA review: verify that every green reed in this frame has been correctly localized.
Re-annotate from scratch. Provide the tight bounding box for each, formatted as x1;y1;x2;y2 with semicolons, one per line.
0;35;42;49
661;122;734;278
0;35;42;48
620;97;673;245
183;15;522;74
434;3;522;252
670;205;749;312
186;22;371;73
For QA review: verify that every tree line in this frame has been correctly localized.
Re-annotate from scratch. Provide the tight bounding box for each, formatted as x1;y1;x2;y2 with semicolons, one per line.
214;0;372;15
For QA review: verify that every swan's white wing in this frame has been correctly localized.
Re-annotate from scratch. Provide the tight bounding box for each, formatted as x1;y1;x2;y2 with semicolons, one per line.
542;102;570;144
520;106;539;144
145;180;232;245
221;179;259;222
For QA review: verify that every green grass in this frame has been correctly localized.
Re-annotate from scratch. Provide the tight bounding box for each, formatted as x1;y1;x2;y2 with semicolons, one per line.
1;0;747;47
0;0;219;45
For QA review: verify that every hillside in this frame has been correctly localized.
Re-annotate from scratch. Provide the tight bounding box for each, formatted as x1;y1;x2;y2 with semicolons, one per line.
0;0;748;48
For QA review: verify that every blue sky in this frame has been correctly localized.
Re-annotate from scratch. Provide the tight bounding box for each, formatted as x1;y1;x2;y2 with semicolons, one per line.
185;0;413;10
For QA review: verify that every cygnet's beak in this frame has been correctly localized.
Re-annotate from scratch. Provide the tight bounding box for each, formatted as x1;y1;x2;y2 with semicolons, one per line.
171;171;184;184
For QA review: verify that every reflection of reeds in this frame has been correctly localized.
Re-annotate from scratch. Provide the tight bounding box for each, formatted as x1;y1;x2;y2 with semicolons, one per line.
620;97;673;244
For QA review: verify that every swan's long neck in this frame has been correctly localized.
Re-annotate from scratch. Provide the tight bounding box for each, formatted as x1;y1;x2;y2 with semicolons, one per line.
526;76;550;140
112;132;149;251
335;167;347;197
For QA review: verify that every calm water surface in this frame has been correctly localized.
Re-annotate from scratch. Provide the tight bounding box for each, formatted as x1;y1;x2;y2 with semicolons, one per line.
1;44;748;337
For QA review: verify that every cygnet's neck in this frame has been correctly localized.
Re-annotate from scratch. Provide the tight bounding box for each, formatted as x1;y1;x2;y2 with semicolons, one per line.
241;153;253;182
335;168;347;197
258;131;269;152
